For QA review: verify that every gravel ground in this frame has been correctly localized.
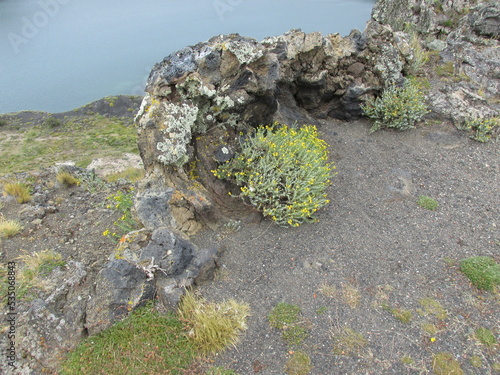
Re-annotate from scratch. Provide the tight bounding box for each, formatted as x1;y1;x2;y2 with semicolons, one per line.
193;119;500;374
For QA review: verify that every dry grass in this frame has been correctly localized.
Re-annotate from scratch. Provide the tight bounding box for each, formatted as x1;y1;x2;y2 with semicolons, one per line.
0;215;23;238
56;171;80;187
17;249;66;291
285;351;312;375
332;326;368;356
105;167;145;183
341;282;361;308
318;283;337;298
2;181;31;203
178;291;250;355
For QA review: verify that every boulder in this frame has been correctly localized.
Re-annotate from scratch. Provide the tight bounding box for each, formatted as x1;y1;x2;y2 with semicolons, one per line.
6;261;88;375
134;24;416;233
85;226;219;335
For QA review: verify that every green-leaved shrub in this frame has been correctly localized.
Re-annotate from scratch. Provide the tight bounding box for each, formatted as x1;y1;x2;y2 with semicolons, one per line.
462;116;500;142
362;79;428;133
460;256;500;291
213;123;334;227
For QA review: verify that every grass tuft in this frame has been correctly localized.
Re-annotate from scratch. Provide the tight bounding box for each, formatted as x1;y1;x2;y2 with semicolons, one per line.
460;256;500;291
417;195;439;210
2;182;31;203
18;249;66;279
0;216;23;238
178;291;250;356
285;351;312;375
56;171;80;187
341;282;361;308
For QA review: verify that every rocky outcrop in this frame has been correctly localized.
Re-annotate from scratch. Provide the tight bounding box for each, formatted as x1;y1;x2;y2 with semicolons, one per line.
424;1;500;124
134;22;420;233
86;227;218;335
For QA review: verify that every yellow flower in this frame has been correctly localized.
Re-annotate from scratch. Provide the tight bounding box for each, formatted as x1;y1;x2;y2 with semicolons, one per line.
102;229;110;236
430;337;436;342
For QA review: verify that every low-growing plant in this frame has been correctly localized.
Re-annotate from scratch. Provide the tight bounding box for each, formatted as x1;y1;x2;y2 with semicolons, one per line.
362;78;428;133
408;32;430;75
461;116;500;142
285;351;312;375
178;291;250;355
435;61;455;78
2;181;31;203
383;305;413;324
0;216;23;238
460;256;500;291
418;298;447;320
432;352;463;375
42;116;62;128
213;123;334;227
103;188;139;241
105;167;145;183
475;327;497;347
18;249;66;279
62;303;197;375
332;327;368;356
401;355;415;365
469;355;482;368
418;195;439;210
269;302;309;347
56;171;80;187
12;249;66;300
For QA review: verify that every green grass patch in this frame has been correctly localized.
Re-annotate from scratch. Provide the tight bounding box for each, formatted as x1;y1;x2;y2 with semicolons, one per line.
383;304;413;324
475;327;497;347
269;302;309;347
417;195;439;210
0;115;138;176
432;352;463;375
61;304;196;375
460;256;500;291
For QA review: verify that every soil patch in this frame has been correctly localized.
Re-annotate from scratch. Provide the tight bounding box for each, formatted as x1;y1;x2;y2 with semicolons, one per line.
192;119;500;374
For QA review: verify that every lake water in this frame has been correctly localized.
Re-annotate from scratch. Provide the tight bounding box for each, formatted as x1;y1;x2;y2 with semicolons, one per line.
0;0;374;113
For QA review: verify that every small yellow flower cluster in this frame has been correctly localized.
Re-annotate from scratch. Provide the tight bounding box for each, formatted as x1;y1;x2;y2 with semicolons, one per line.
212;122;335;227
102;188;138;242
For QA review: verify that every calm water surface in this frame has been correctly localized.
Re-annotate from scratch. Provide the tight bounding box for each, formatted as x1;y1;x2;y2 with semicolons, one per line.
0;0;374;113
